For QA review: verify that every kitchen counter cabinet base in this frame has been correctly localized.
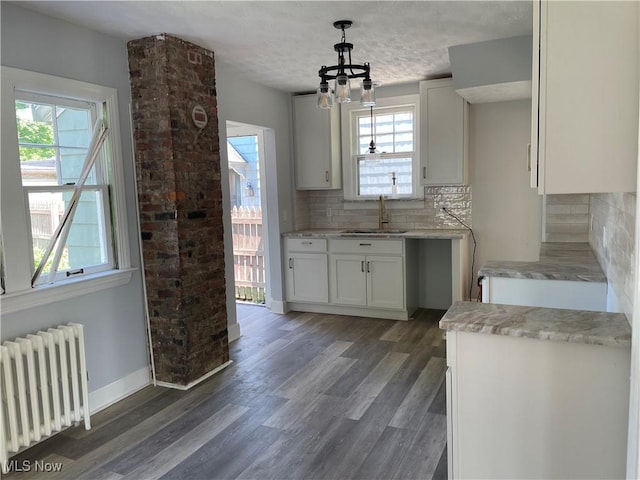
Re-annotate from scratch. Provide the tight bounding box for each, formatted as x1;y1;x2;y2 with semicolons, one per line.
446;330;629;479
283;236;468;320
481;276;607;311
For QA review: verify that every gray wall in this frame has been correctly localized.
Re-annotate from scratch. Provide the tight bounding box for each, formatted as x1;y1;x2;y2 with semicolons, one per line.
1;3;149;392
449;35;532;90
216;60;295;322
470;99;542;299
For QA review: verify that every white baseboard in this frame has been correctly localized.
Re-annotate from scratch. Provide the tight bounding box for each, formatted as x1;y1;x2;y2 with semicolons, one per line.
228;322;241;343
155;360;233;391
89;366;151;414
270;299;287;314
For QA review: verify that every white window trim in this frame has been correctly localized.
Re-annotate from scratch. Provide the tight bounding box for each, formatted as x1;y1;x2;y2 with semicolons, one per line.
340;94;422;201
1;66;134;306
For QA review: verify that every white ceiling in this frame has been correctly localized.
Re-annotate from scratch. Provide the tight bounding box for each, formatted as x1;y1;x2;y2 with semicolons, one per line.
18;1;533;93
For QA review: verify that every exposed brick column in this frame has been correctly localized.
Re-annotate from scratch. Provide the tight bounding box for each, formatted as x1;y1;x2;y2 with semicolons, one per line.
127;34;228;386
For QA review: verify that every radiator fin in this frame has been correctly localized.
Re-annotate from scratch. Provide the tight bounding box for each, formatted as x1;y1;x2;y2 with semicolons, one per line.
0;323;91;472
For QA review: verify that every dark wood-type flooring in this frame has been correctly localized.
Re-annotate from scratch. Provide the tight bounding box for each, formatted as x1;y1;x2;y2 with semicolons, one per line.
6;305;449;480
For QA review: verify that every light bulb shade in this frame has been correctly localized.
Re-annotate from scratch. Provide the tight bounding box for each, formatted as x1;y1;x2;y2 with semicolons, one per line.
364;151;381;162
360;79;376;106
317;85;334;109
335;74;351;103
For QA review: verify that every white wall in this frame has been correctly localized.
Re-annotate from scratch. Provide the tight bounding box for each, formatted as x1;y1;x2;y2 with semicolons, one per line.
0;4;149;395
470;99;542;299
215;61;295;327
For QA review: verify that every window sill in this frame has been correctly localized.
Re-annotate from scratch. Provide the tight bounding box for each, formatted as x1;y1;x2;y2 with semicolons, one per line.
1;268;137;315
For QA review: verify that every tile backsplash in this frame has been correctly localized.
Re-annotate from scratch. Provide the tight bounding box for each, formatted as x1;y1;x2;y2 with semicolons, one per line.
295;186;472;231
545;192;636;318
544;194;590;242
589;192;636;318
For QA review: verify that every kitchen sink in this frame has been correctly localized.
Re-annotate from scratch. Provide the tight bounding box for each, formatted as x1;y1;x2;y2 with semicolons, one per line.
340;229;408;235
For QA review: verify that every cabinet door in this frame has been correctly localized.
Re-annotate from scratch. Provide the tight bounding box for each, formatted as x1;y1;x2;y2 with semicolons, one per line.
533;1;638;194
285;253;328;303
366;255;405;310
419;79;468;186
329;254;367;306
293;94;341;190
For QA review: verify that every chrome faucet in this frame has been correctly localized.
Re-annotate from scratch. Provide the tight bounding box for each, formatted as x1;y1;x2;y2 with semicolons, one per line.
378;195;389;230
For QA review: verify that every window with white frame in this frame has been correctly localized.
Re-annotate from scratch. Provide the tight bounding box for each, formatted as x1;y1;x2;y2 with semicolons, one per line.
342;94;421;200
16;93;113;282
1;67;131;300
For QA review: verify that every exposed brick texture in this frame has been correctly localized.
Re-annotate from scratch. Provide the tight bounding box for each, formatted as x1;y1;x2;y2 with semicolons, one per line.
128;34;228;386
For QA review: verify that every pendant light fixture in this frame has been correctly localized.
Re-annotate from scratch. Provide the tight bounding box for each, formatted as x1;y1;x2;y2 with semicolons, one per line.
365;105;380;161
317;20;376;109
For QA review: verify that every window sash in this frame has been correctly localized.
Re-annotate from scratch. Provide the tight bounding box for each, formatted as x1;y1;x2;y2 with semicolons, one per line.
15;92;101;186
355;108;415;155
356;152;416;198
24;185;115;282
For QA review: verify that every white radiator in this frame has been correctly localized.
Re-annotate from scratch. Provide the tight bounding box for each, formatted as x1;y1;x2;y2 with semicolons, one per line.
0;323;91;472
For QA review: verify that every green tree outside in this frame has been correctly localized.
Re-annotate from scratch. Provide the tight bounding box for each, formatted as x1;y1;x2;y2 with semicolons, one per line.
16;102;55;161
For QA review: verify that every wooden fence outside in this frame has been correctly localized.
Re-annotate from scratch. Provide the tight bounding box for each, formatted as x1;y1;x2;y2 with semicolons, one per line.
231;206;265;303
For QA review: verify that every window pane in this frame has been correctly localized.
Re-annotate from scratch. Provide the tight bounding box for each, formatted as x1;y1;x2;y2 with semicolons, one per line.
28;189;110;277
375;114;395;134
16;102;54;146
17;100;95;186
358;156;413;196
356;107;415;157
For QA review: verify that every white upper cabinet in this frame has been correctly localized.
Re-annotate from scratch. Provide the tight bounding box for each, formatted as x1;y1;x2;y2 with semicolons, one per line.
293;94;341;190
531;1;639;194
419;79;469;186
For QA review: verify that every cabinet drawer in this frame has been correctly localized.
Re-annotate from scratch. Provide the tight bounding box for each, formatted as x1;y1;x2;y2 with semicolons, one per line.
329;238;403;255
286;238;327;252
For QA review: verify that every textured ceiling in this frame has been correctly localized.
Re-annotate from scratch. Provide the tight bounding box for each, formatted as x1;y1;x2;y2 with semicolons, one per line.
18;1;533;93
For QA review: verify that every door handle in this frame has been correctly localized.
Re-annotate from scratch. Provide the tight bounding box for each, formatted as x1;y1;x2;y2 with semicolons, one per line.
361;260;365;272
289;258;293;269
366;261;370;273
325;171;329;182
359;243;372;246
423;166;427;179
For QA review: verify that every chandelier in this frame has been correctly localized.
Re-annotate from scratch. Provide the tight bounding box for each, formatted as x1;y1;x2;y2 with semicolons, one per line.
317;20;376;109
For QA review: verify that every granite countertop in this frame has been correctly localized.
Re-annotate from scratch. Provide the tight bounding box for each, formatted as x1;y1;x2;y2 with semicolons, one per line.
440;301;631;348
282;228;469;240
478;242;606;282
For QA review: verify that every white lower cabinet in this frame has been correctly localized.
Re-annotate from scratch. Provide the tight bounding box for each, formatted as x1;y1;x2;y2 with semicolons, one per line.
446;330;630;479
284;239;328;303
330;254;404;310
284;237;415;320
